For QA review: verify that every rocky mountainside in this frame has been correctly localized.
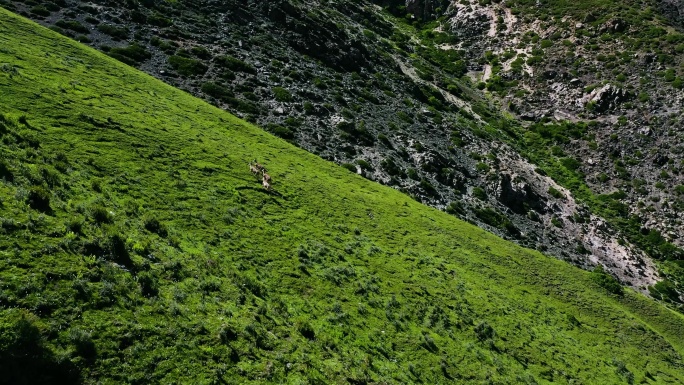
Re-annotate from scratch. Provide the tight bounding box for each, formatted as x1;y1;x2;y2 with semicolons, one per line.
5;0;684;299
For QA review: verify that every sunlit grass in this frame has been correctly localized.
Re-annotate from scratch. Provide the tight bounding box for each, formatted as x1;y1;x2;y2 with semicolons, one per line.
1;8;684;384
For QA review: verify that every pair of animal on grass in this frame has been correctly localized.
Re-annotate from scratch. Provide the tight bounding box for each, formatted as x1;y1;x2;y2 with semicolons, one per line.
249;161;271;190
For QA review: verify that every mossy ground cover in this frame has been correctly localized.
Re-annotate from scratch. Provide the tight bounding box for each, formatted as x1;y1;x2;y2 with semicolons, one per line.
2;8;684;384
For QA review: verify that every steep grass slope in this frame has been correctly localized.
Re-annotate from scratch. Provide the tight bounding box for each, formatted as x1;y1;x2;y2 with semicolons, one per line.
1;8;684;384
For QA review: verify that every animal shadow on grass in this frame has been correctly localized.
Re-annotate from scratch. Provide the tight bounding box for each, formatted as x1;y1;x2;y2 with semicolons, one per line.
235;185;285;205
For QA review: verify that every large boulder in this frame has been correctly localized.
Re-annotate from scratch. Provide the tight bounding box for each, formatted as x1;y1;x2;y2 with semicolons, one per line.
581;84;630;112
405;0;450;21
599;18;629;33
659;0;684;26
371;0;449;21
497;174;547;215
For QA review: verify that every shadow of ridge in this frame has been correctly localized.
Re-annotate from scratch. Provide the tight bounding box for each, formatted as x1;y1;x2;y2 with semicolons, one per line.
0;315;81;385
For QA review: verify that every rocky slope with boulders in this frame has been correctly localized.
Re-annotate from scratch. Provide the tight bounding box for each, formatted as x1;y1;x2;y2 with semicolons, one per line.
5;0;684;297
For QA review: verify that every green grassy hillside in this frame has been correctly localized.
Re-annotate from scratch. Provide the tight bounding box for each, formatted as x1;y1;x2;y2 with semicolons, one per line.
1;8;684;384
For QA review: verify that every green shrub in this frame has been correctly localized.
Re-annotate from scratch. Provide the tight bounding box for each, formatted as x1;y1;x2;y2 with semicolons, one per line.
108;44;151;65
475;162;490;173
560;157;581;171
214;55;256;74
474;207;519;236
168;56;208;76
96;24;129;39
649;280;680;302
341;163;357;173
397;111;413;123
298;322;316;340
472;187;487;200
67;217;84;235
266;124;294;140
272;87;292;102
218;324;238;343
548;187;564;199
303;102;315;114
664;69;676;82
474;321;495;341
591;265;623;296
55;20;89;34
148;12;172;27
91;205;113;224
201;82;234;102
75;35;91;43
30;6;51;17
419;179;437;196
356;159;373;171
446;201;465;215
27;186;51;213
0;159;13;182
144;217;168;237
69;328;96;359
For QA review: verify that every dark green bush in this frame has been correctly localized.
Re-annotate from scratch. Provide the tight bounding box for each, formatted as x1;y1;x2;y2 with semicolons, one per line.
30;6;51;17
472;187;487;200
214;55;256;74
268;125;294;140
168;56;208;76
144;217;168;237
75;35;91;43
591;265;623;296
191;46;211;59
303;101;315;114
355;159;373;171
218;324;238;343
419;178;438;196
91;205;113;224
148;12;172;27
548;187;564;199
55;20;89;33
27;186;51;213
475;162;490;173
298;322;316;340
69;328;96;359
108;44;151;65
0;159;13;182
474;207;519;236
201;82;234;102
649;280;680;302
407;168;419;181
96;24;129;40
446;201;465;215
341;163;357;173
474;321;495;341
381;157;402;176
272;87;292;102
67;217;84;235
